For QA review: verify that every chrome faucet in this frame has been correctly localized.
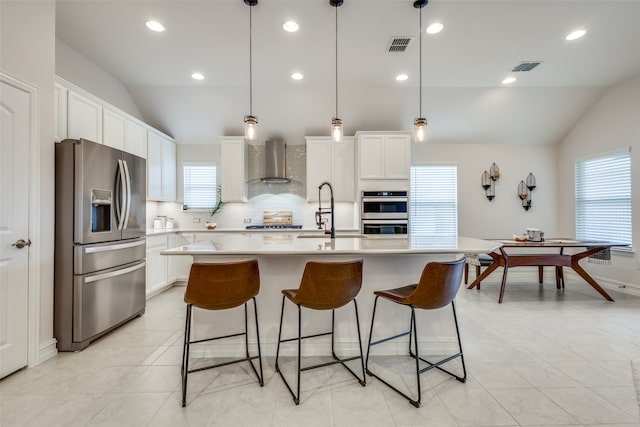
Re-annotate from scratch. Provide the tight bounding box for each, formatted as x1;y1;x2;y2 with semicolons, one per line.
316;181;335;238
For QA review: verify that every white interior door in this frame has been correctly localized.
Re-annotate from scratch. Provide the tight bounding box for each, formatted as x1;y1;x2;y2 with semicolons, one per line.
0;79;31;379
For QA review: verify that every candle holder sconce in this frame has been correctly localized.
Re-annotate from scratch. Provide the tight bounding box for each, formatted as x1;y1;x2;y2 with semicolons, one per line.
518;172;536;211
481;163;499;201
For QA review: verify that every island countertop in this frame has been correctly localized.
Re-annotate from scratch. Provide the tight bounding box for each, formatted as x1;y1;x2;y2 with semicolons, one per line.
161;233;501;256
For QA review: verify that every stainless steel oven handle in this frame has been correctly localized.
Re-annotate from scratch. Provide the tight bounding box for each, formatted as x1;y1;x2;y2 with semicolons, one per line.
362;197;408;203
84;261;146;283
361;220;409;224
84;239;146;253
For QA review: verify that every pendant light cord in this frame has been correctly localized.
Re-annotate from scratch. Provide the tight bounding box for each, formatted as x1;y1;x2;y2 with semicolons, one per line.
335;4;338;118
249;4;253;115
419;5;422;118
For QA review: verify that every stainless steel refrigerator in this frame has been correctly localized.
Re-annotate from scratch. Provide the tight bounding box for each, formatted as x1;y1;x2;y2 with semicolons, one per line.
55;138;146;351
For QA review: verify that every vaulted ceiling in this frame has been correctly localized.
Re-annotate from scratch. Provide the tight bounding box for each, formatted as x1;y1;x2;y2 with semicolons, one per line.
56;0;640;145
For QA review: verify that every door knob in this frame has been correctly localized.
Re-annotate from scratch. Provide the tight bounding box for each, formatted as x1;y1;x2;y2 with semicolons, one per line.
11;239;31;249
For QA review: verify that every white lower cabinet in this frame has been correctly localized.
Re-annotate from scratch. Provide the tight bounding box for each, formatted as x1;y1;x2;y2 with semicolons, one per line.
146;235;169;298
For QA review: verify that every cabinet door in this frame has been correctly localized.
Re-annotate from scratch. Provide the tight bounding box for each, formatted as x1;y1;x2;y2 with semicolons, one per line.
103;109;126;151
145;235;168;298
146;132;163;200
68;91;103;143
126;121;147;159
54;83;68;142
306;138;332;202
220;137;247;202
162;138;176;201
333;138;355;201
358;135;385;179
383;135;411;179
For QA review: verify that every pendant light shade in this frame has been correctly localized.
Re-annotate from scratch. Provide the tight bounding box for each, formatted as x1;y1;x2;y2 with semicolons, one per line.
244;0;258;140
414;0;428;142
330;0;343;142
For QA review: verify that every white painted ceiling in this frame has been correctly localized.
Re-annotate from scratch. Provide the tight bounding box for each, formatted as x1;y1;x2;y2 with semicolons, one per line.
55;0;640;145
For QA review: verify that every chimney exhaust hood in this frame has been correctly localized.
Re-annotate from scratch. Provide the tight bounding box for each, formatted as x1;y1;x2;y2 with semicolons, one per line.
261;139;290;183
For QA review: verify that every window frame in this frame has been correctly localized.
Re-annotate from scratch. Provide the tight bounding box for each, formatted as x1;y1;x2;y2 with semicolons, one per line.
409;163;458;236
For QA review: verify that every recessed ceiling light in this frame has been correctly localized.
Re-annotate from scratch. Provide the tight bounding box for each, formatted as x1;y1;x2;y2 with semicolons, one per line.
565;29;586;41
502;77;516;84
396;74;409;81
191;72;205;80
291;72;304;80
283;21;299;32
145;20;165;32
426;23;444;34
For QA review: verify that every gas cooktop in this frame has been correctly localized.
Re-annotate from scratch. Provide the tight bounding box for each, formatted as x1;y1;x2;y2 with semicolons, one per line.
246;225;303;230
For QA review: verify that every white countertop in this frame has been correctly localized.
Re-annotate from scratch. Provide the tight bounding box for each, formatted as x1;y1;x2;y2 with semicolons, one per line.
146;228;359;236
161;232;501;256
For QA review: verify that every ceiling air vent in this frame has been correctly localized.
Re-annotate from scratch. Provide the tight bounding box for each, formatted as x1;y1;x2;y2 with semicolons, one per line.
387;37;414;53
512;61;543;72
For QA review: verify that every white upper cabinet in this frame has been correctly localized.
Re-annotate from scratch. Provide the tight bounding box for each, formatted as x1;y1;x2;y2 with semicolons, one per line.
357;133;411;180
67;91;103;143
103;109;126;151
220;137;248;202
147;130;176;201
125;121;147;159
306;136;355;202
54;83;68;142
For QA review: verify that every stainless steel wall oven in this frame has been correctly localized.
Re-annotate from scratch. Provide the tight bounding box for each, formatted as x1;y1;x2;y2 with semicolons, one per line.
360;191;409;236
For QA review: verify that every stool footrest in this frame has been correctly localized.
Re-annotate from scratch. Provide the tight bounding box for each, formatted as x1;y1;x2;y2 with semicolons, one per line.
413;352;465;379
190;331;246;345
188;355;260;374
279;331;332;344
300;355;361;372
366;369;420;408
369;330;410;347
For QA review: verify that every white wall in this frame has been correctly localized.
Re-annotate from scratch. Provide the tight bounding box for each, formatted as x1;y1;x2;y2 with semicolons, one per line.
412;143;559;239
55;39;144;121
557;73;640;290
1;0;56;359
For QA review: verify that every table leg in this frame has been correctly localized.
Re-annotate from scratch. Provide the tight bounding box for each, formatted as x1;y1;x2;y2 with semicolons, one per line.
467;252;501;290
498;249;509;303
538;266;543;284
571;261;614;302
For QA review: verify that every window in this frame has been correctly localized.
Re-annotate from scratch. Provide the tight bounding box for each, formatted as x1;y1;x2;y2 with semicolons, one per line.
575;150;631;247
183;163;217;210
410;164;457;236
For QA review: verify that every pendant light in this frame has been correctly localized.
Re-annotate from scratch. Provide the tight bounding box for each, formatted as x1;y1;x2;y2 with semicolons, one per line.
330;0;343;142
413;0;428;142
244;0;258;140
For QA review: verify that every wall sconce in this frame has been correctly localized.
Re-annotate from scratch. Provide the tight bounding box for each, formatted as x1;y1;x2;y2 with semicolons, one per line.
481;163;499;201
518;172;536;211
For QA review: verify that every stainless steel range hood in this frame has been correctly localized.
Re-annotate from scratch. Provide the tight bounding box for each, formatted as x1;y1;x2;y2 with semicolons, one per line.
261;139;290;183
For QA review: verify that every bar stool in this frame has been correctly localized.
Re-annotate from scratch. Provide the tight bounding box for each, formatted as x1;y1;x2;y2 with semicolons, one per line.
181;260;263;407
365;258;466;408
275;260;366;405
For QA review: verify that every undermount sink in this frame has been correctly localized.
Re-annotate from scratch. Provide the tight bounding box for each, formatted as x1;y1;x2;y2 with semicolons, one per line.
297;234;368;239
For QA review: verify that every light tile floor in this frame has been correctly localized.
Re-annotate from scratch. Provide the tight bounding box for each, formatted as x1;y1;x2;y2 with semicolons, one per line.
2;275;640;426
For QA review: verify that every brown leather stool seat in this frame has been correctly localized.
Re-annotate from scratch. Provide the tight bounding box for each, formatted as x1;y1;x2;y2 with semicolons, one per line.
365;258;467;408
181;260;263;407
275;260;366;405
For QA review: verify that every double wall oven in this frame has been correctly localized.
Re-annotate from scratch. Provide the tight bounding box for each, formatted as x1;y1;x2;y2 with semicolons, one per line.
360;191;409;237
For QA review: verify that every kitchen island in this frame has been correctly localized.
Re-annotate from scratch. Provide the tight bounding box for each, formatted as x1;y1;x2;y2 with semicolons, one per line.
162;233;501;357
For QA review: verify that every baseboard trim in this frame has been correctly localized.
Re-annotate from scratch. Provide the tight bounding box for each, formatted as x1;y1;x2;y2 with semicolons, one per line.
37;338;58;365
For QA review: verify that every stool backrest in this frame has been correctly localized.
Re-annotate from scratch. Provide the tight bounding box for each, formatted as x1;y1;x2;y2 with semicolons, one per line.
292;259;363;310
184;260;260;310
407;258;465;309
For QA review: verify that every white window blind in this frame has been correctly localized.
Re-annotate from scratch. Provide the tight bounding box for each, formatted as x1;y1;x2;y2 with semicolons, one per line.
183;163;217;210
575;150;631;247
410;165;458;236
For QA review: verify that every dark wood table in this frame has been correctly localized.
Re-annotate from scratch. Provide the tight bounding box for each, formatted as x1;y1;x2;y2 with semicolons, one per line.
466;239;628;303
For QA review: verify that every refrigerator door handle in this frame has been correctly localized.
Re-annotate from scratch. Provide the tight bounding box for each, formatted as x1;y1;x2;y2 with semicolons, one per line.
84;261;146;284
116;159;127;230
122;159;132;229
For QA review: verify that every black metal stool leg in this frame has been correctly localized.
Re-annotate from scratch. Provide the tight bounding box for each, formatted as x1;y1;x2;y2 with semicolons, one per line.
181;304;193;407
253;297;264;386
275;295;286;374
451;301;467;382
353;299;366;386
411;308;421;408
296;305;302;405
365;296;379;373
